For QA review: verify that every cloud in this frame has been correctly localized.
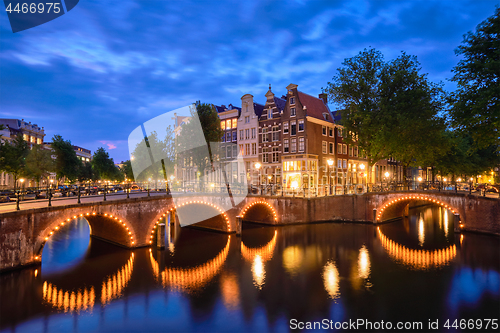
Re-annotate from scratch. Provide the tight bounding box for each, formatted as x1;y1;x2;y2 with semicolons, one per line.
100;141;117;150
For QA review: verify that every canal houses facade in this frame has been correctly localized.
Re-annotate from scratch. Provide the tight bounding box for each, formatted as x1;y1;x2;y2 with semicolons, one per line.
258;85;286;188
217;104;241;185
237;94;264;185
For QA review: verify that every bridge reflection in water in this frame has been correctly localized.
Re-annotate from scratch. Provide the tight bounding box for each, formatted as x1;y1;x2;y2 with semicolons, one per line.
241;230;278;289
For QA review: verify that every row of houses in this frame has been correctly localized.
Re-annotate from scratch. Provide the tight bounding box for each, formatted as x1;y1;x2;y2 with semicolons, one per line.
0;118;92;189
177;83;406;194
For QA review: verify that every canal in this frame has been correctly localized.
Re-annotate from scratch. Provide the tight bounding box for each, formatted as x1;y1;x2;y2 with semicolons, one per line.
0;205;499;332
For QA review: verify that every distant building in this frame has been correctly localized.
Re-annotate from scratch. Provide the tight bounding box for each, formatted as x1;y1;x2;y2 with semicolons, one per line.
0;118;45;148
73;145;92;162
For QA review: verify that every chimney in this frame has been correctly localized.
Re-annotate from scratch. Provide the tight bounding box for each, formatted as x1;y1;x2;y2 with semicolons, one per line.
319;93;328;104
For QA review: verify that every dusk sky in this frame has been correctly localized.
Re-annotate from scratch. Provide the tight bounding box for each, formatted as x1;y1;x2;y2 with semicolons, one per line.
1;0;498;162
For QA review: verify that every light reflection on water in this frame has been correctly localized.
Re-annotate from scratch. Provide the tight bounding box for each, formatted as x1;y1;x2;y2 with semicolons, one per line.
0;205;499;333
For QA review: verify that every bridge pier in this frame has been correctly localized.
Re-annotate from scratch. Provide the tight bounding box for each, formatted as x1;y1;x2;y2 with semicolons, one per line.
157;222;166;249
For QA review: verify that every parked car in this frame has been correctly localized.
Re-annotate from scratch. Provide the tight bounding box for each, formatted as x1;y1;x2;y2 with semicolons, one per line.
0;195;11;203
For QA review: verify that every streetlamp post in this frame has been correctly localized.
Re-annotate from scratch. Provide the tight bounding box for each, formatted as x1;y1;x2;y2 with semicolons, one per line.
16;178;24;210
384;171;390;191
327;159;333;195
255;162;261;195
359;163;366;193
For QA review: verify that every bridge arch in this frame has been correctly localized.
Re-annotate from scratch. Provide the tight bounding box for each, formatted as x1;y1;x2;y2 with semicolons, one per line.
148;201;232;242
35;212;138;260
376;194;462;228
239;200;278;224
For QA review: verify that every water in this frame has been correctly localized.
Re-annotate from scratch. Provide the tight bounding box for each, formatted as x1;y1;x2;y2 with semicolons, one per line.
0;205;499;332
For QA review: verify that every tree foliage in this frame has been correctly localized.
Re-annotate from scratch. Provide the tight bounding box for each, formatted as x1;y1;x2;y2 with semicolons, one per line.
324;49;447;183
51;135;81;183
25;144;54;186
0;134;29;191
450;7;500;149
92;147;123;181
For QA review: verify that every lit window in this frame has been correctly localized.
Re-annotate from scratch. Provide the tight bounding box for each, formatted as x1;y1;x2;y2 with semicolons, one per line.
239;144;244;155
221;121;225;130
245;144;250;155
232;119;237;128
226;119;232;129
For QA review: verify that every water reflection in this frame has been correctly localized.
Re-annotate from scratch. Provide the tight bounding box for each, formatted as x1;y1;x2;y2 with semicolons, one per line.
42;282;95;313
357;245;370;280
100;253;134;305
150;235;231;292
418;214;425;246
378;228;457;270
322;261;340;300
282;246;303;277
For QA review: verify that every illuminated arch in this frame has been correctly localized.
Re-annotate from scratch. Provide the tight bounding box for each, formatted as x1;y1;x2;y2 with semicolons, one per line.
376;195;460;223
377;228;456;270
42;252;134;312
239;200;278;222
241;230;278;263
148;201;232;244
35;212;137;262
149;235;231;292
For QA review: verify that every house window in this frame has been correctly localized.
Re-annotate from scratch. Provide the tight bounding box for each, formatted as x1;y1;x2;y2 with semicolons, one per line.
343;159;347;169
245;129;250;140
298;119;304;132
226;146;232;158
290;97;295;105
329;127;333;137
226;132;231;142
290;107;296;116
233;145;238;157
239;144;244;155
245;116;250;123
291;138;297;153
354;146;358;157
329;142;334;154
268;108;273;119
337;128;342;137
337;143;342;154
222;133;225;142
252;143;256;155
251;128;256;138
338;159;342;169
221;121;226;130
262;148;268;163
284;139;289;153
272;126;279;141
343;144;347;154
349;146;353;157
299;137;305;152
232;119;237;128
245;144;250;156
291;121;296;135
322;141;327;154
322;126;327;136
283;122;289;134
262;127;268;142
272;147;279;163
239;130;244;140
226;119;232;129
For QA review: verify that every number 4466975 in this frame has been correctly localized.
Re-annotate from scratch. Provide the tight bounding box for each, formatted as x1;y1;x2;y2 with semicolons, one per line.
5;3;61;14
444;319;498;330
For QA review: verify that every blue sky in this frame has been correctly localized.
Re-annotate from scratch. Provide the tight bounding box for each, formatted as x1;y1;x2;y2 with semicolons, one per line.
0;0;498;162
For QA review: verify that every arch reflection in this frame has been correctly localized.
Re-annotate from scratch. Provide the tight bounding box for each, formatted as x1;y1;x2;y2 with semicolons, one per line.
241;230;277;290
149;236;231;292
377;228;456;270
42;252;135;312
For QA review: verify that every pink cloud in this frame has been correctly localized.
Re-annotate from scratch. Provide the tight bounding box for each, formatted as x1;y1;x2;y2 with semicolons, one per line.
100;140;117;150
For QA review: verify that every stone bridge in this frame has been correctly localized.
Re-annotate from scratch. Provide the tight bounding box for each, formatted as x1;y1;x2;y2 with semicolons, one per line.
0;191;498;271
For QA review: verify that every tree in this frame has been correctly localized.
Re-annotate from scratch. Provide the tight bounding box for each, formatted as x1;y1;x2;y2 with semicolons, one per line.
25;144;54;187
0;134;29;191
51;135;81;183
121;160;135;181
78;161;94;183
175;102;223;190
323;48;386;184
378;53;448;176
449;7;500;149
92;147;121;181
